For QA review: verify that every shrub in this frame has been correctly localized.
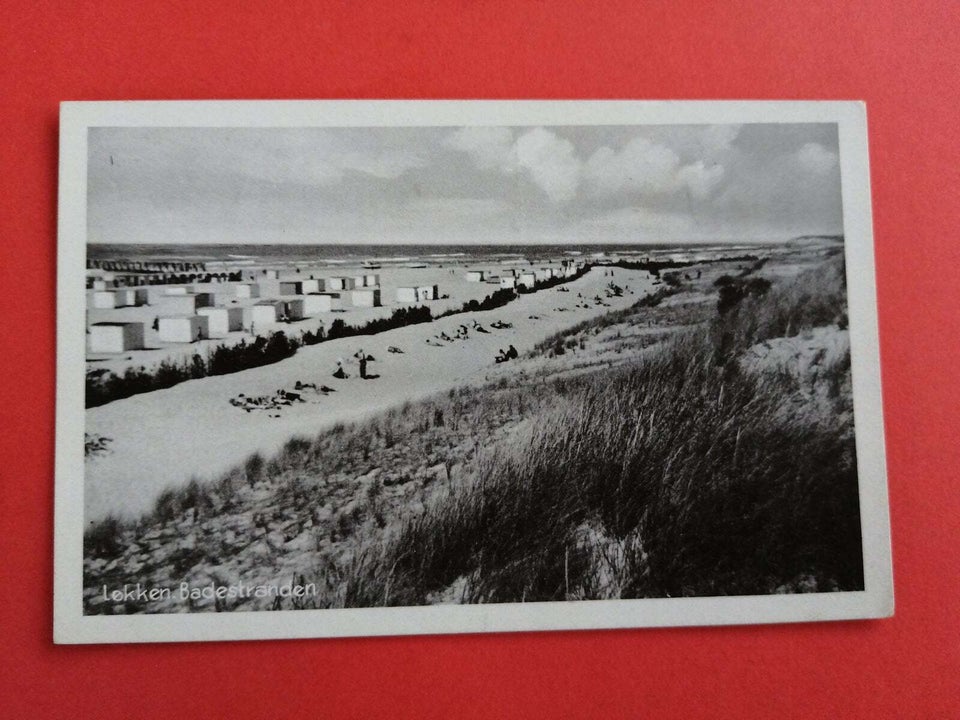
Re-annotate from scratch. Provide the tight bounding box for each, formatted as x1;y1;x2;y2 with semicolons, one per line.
83;516;124;559
244;452;265;487
711;255;848;363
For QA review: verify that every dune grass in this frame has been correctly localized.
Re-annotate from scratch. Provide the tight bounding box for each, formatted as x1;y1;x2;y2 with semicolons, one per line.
343;333;860;605
326;254;861;604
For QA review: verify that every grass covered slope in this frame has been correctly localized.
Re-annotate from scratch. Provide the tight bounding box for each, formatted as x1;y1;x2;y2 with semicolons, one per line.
340;254;862;604
83;253;863;613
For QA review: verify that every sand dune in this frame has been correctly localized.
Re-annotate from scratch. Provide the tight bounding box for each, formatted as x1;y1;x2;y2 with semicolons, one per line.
85;268;653;521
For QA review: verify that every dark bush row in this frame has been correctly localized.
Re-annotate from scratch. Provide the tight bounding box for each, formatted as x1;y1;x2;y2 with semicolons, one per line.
86;331;300;407
610;254;760;276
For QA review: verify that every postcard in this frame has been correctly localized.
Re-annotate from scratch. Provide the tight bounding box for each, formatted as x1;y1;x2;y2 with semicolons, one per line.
54;100;893;643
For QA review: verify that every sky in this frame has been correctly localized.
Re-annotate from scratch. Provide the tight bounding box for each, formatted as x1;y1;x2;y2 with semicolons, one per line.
88;123;843;245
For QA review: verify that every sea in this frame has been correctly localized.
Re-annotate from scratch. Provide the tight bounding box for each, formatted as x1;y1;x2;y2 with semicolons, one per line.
88;242;774;268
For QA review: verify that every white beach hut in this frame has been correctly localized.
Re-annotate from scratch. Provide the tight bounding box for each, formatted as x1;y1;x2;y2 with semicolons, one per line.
156;294;199;315
302;293;335;314
300;278;323;294
91;291;120;309
144;286;177;304
279;281;303;295
235;283;261;299
246;300;285;329
117;288;148;307
158;315;209;343
89;322;145;353
519;272;537;288
465;270;485;282
396;287;418;303
328;276;357;291
258;279;282;297
500;276;518;289
363;273;380;287
197;306;244;337
351;288;381;307
284;298;306;320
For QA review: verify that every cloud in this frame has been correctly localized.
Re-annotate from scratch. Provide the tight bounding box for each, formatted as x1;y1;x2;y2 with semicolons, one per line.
796;142;838;175
445;126;736;205
584;137;680;194
513;128;581;204
90;124;840;245
442;126;517;171
584;135;726;199
444;126;581;204
677;161;726;199
699;124;742;155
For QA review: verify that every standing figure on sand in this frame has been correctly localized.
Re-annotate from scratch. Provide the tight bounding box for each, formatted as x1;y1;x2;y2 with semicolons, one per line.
355;349;368;379
332;350;377;380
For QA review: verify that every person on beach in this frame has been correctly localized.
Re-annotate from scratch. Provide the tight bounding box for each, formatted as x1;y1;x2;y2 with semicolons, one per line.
333;359;348;379
354;349;368;379
507;345;518;360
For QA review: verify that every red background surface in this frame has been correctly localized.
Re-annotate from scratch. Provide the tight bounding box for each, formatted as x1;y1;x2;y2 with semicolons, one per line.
2;2;958;717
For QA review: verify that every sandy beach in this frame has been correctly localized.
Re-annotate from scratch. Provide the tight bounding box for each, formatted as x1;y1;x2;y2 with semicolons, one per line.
85;267;654;521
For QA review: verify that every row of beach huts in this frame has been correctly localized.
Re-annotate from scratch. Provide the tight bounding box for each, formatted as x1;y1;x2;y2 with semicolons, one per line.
87;262;584;354
86;271;444;354
467;263;581;288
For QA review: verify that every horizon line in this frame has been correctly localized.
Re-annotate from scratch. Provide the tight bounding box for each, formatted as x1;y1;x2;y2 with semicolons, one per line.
87;236;840;247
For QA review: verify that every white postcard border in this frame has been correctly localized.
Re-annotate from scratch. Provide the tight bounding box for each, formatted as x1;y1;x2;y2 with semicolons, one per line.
55;100;893;644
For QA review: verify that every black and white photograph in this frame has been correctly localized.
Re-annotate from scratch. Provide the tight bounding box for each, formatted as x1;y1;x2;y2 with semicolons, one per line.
55;101;892;643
